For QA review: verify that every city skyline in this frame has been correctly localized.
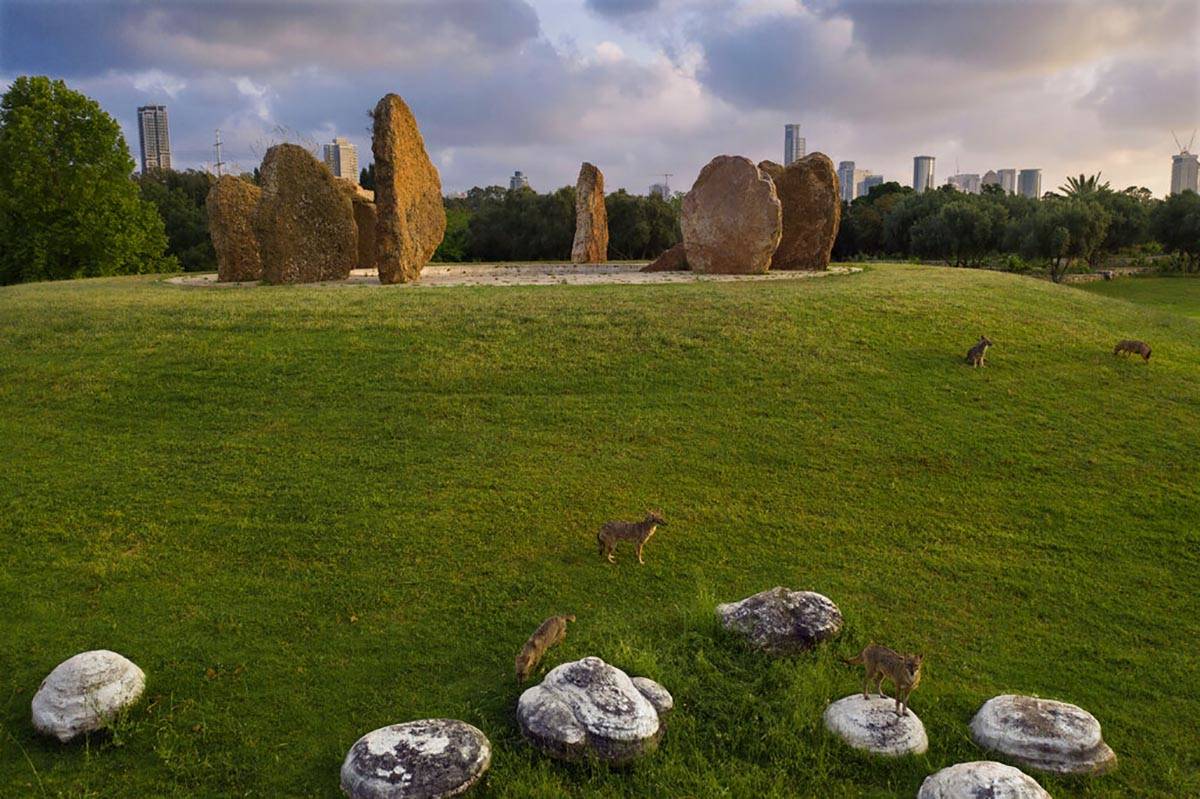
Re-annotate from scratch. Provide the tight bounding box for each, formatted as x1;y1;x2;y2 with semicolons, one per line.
2;1;1195;196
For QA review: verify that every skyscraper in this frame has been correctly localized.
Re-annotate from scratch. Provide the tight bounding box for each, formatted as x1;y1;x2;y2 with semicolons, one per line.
1018;169;1042;199
837;161;856;202
997;169;1017;195
323;137;359;183
784;124;805;166
913;156;935;192
982;170;1000;189
1171;151;1199;195
137;105;171;172
948;173;981;194
858;174;883;197
509;171;530;191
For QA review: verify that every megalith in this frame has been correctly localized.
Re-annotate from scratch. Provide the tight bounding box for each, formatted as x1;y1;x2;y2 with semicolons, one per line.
682;156;781;274
758;154;841;270
571;162;608;263
207;175;262;282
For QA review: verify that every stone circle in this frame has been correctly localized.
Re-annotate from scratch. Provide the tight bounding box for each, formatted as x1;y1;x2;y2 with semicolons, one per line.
716;586;843;654
917;761;1051;799
681;155;781;274
339;719;491;799
517;656;670;764
31;650;146;742
823;694;928;757
970;694;1116;775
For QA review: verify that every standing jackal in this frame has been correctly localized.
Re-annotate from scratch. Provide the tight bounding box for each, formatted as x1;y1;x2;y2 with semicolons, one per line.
597;511;667;564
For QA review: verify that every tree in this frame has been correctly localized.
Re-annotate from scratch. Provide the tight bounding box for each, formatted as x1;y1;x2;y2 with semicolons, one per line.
911;197;1008;267
359;163;375;191
1094;188;1154;260
1014;198;1110;282
1058;173;1111;197
0;76;174;284
605;190;680;260
1151;191;1200;271
137;169;216;271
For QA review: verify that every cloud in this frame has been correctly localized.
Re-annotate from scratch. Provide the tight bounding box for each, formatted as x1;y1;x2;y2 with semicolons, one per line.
585;0;662;17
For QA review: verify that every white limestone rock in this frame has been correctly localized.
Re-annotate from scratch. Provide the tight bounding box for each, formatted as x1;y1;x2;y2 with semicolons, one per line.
918;761;1051;799
823;694;928;757
517;656;668;764
340;719;491;799
970;694;1116;775
631;676;674;717
31;650;145;742
716;586;843;654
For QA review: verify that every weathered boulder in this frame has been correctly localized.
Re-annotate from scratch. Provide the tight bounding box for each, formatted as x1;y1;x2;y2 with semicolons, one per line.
571;162;608;263
340;719;491;799
823;694;928;757
253;143;357;284
970;694;1116;775
517;656;670;764
372;93;446;284
918;761;1051;799
208;175;263;282
681;155;781;274
758;154;841;270
640;242;688;272
716;587;842;654
337;178;378;271
32;650;145;742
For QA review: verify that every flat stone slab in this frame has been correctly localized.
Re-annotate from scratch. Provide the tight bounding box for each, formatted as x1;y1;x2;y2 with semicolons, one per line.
340;719;491;799
970;694;1116;775
918;761;1051;799
517;656;670;764
823;694;928;756
716;586;843;654
32;650;146;742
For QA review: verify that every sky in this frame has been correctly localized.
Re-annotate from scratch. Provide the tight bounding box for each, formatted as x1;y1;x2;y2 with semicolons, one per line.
1;0;1197;196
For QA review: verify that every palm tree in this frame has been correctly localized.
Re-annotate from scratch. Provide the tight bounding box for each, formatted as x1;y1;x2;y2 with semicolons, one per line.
1058;173;1111;197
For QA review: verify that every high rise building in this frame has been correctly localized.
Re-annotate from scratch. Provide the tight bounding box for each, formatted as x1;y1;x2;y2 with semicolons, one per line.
784;124;806;166
981;170;1000;189
323;137;359;183
1171;151;1199;195
948;173;981;194
509;171;530;191
1018;168;1042;199
858;174;883;198
913;156;935;192
837;161;856;202
997;168;1017;195
137;105;171;172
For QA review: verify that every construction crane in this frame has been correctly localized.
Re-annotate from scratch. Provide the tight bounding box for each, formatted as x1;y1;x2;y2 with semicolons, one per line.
1173;129;1197;154
213;129;226;177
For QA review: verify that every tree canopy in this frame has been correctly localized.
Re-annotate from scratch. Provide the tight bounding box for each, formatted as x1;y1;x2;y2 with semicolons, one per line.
0;76;174;284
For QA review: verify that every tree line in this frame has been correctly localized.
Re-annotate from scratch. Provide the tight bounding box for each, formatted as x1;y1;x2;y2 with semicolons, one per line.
1;75;1197;284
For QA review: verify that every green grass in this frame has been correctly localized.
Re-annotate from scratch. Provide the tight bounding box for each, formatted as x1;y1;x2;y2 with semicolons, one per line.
1074;274;1200;319
1;264;1197;798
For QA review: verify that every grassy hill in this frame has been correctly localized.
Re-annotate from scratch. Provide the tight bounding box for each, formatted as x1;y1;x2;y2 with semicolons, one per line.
1;265;1197;798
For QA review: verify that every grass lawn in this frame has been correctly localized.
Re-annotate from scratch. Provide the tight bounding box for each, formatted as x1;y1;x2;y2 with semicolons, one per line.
1074;274;1200;319
1;264;1197;798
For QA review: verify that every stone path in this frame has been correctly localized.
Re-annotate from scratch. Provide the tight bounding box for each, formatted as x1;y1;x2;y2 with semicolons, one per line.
166;263;859;289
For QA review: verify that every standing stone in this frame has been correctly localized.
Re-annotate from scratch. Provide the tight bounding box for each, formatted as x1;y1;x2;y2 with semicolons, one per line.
517;656;670;764
758;154;841;270
970;694;1117;775
32;650;146;742
571;162;608;263
822;694;928;757
340;719;491;799
681;155;781;274
640;242;688;272
716;587;843;654
207;175;262;282
337;178;378;271
372;93;446;284
918;761;1051;799
253;143;357;284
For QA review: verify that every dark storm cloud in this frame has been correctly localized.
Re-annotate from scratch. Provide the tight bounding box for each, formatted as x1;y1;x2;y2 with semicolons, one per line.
0;0;541;75
585;0;661;17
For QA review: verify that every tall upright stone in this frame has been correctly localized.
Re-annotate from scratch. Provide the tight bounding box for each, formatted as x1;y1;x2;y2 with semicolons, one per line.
372;94;446;284
252;143;357;284
682;156;781;274
336;178;378;271
207;175;262;282
571;162;608;263
758;154;841;270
